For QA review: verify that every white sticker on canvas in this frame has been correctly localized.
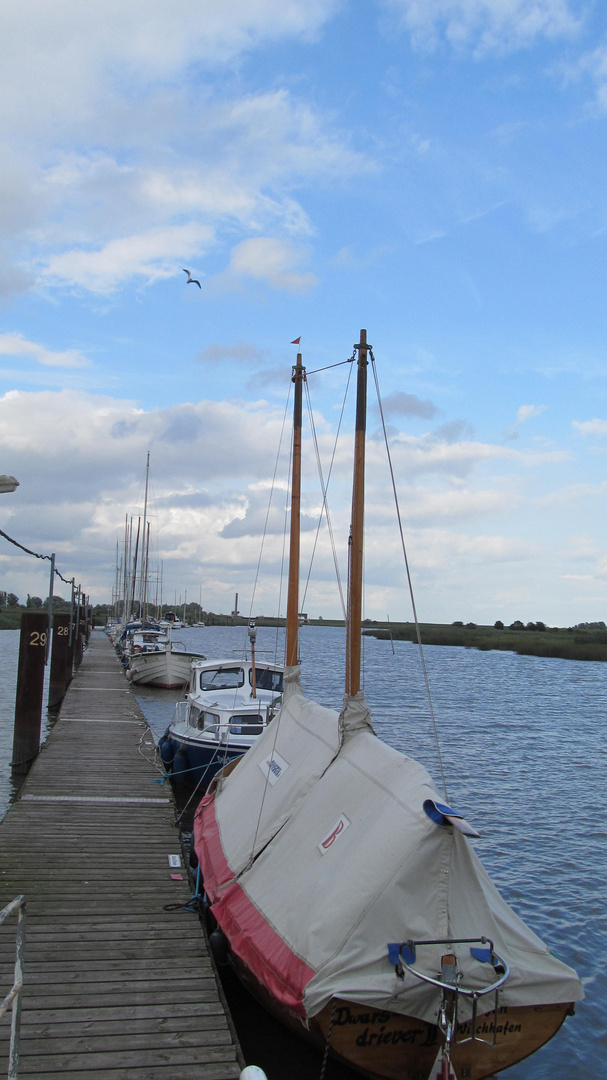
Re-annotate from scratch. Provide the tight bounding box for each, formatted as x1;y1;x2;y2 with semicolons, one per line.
258;750;290;786
318;814;351;855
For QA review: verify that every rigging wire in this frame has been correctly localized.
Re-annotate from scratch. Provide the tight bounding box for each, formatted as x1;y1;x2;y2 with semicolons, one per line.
304;355;355;377
246;379;293;627
274;434;293;661
369;349;449;803
300;366;353;619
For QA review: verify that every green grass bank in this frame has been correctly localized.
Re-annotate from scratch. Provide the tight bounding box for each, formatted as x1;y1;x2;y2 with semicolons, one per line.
363;622;607;662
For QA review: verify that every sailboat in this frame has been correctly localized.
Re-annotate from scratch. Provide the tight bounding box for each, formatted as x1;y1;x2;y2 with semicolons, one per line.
193;334;582;1080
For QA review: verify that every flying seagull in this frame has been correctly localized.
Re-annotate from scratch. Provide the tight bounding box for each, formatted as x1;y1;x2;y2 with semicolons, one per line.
182;269;201;288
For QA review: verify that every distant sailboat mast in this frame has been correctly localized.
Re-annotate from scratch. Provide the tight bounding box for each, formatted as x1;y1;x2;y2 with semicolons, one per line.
141;451;150;624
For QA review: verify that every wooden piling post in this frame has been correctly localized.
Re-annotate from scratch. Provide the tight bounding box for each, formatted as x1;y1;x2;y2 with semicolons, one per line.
48;612;72;709
74;587;83;669
12;611;48;775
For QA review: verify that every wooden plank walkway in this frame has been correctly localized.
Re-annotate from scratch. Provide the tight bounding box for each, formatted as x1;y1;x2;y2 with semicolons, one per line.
0;631;243;1079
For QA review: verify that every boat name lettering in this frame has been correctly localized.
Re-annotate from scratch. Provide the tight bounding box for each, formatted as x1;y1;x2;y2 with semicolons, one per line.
457;1018;522;1038
356;1025;434;1048
333;1007;436;1049
334;1008;391;1026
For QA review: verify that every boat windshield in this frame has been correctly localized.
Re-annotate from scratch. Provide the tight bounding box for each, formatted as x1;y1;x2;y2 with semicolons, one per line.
200;667;244;691
229;714;265;734
250;667;283;693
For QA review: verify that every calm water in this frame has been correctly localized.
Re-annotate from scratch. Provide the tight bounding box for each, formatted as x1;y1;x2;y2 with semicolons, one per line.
0;623;603;1078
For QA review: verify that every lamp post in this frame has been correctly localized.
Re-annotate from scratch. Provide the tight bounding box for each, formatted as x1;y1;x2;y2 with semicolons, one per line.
0;476;19;494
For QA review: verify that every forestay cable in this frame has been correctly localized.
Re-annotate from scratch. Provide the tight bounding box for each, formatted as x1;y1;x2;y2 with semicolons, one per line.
246;379;293;622
300;363;354;619
369;350;449;802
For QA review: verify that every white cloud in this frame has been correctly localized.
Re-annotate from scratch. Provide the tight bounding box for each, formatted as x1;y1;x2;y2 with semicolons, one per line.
225;238;318;293
0;5;368;296
42;225;214;294
0;386;599;623
572;418;607;437
382;0;582;53
0;333;90;368
503;403;549;440
565;42;607;113
516;404;548;423
0;2;340;136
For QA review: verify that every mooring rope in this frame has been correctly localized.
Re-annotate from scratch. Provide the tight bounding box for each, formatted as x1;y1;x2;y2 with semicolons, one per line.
0;527;74;585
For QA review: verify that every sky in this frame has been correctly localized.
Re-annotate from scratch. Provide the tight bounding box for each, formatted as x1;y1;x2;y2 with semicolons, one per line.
1;0;607;626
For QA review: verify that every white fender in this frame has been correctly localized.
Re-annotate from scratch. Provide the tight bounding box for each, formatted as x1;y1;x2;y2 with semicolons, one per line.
240;1068;268;1080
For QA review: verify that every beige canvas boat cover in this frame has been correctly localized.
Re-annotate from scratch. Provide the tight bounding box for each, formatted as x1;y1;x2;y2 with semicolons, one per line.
194;669;583;1024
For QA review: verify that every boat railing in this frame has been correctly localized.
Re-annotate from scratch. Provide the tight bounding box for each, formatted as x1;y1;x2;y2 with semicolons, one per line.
173;700;189;727
389;936;510;1049
0;894;26;1079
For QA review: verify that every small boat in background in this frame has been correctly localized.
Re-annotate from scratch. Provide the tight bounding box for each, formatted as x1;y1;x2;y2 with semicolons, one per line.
126;629;206;689
159;610;184;629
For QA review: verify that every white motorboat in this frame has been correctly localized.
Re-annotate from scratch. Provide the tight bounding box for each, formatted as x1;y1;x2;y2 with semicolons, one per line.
159;628;283;788
126;629;206;689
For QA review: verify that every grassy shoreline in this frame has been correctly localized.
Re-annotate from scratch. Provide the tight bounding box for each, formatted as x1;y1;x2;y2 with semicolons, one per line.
363;622;607;662
3;608;606;661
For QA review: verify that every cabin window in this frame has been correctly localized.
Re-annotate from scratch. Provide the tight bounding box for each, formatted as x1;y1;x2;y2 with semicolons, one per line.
250;668;283;693
189;706;201;728
199;667;244;691
202;711;220;732
229;714;265;735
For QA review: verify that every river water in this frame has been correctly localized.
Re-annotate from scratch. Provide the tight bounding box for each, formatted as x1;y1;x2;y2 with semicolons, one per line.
0;623;603;1078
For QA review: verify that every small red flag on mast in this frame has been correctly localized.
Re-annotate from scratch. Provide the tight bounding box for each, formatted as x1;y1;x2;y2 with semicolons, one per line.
291;337;301;344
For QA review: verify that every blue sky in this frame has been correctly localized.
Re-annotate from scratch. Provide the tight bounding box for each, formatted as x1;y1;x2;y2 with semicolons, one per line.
1;0;607;625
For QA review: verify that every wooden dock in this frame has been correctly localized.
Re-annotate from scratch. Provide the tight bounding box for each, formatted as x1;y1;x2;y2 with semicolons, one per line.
0;631;243;1079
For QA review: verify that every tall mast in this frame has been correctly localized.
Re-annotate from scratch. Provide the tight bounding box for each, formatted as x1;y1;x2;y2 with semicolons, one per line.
122;514;130;620
140;451;150;618
142;521;150;625
285;352;305;667
345;330;368;697
131;517;141;619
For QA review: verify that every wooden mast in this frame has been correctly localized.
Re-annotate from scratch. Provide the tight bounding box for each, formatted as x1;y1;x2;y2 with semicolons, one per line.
345;330;368;697
285;352;304;667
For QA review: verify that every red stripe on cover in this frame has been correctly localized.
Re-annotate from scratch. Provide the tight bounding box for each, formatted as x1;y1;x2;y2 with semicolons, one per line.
193;792;231;899
194;793;315;1016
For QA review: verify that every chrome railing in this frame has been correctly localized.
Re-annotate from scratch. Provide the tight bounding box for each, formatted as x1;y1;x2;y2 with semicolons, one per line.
0;894;26;1079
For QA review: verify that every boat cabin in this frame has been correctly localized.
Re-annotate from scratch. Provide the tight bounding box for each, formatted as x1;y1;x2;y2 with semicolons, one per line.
192;663;283;695
130;630;169;655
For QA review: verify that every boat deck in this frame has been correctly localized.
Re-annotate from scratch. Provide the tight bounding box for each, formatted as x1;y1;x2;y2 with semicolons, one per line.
0;631;242;1079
